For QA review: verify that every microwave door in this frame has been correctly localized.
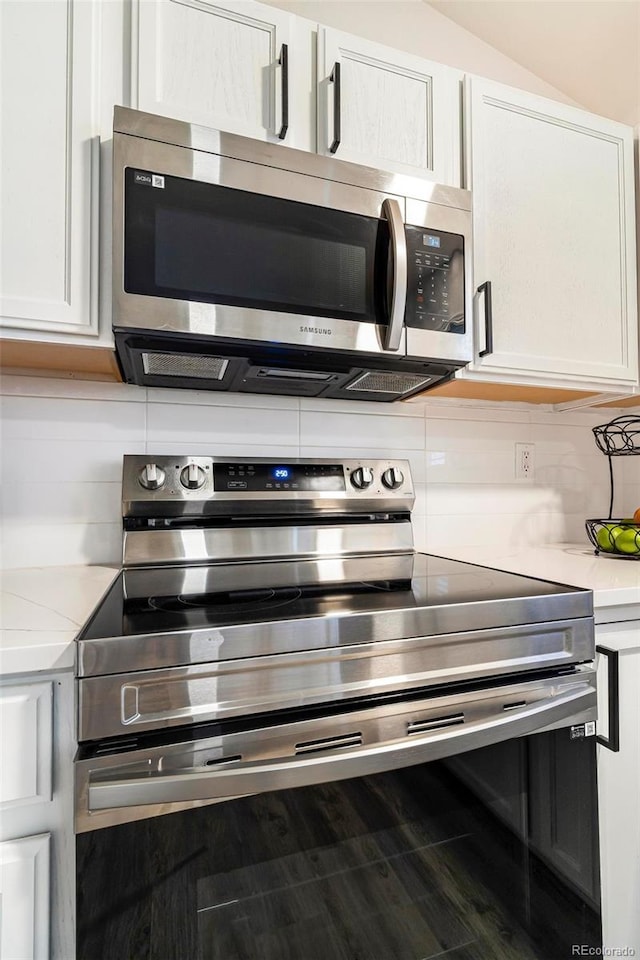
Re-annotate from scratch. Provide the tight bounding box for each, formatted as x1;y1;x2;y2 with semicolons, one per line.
115;132;407;357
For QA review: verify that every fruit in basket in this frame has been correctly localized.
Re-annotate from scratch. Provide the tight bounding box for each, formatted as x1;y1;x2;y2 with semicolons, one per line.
634;507;640;524
596;523;622;552
614;527;640;555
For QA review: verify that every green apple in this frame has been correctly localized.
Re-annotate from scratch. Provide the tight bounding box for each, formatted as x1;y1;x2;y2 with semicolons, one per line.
596;523;620;552
613;527;640;555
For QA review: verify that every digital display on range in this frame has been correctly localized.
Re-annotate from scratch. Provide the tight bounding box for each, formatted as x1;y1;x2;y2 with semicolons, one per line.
213;463;345;492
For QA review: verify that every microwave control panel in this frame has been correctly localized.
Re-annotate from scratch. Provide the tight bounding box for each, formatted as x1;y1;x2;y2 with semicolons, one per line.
404;226;465;334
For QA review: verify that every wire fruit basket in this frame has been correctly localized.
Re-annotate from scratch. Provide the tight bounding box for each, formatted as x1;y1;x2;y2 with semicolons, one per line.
585;415;640;560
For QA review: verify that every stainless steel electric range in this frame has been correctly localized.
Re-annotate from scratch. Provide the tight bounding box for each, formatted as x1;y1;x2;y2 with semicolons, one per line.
75;456;602;960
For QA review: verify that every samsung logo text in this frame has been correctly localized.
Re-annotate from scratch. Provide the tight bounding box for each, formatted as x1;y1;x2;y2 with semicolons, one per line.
300;326;332;336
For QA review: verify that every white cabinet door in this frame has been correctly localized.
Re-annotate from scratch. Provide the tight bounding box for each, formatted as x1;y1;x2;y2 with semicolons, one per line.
317;27;461;185
0;683;52;810
596;622;640;955
0;674;75;960
462;76;638;391
0;834;50;960
135;0;312;150
0;0;100;338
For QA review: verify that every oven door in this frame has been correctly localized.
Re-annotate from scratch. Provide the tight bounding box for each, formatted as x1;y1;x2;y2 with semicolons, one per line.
114;132;408;358
76;670;601;959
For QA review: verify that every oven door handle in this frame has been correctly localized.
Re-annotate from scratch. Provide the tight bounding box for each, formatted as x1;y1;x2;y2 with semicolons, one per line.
88;683;594;812
381;198;407;352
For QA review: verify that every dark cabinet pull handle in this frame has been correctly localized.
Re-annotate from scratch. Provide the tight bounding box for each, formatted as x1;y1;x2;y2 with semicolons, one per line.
477;280;493;357
596;645;620;752
329;62;341;154
277;43;289;140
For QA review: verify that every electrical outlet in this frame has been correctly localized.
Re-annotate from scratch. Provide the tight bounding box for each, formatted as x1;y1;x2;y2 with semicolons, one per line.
515;443;535;481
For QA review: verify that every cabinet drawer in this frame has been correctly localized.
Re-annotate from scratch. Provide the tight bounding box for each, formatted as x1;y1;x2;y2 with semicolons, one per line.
0;683;52;808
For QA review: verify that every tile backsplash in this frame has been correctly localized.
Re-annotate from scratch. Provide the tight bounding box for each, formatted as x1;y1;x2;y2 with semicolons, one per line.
1;374;638;569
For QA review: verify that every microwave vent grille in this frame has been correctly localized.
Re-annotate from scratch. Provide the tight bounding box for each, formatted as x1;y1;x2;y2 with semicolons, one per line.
346;371;433;395
142;353;229;381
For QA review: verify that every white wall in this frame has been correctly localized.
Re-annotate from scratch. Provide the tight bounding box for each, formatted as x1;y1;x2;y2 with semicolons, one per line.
260;0;581;105
1;374;636;569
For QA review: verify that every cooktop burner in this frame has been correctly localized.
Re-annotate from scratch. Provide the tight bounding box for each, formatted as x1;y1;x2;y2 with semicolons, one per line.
126;578;408;628
78;553;586;644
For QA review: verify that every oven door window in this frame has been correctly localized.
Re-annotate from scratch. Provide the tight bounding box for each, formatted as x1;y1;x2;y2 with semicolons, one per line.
124;168;389;324
77;729;600;960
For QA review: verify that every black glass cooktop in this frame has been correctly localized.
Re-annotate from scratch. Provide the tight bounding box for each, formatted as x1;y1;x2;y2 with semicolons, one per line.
78;553;591;643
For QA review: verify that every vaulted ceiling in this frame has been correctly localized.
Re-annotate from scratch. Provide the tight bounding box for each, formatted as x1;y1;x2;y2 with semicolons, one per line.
426;1;640;125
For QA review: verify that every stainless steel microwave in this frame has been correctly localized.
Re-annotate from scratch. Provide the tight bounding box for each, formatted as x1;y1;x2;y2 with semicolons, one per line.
112;107;474;402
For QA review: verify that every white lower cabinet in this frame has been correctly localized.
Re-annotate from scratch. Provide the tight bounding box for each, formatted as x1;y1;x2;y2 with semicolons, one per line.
596;620;640;954
0;835;50;960
0;673;75;960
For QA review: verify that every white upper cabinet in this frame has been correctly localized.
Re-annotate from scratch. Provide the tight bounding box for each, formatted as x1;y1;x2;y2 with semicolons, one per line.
134;5;462;181
317;27;461;185
0;0;100;339
462;76;638;391
135;0;314;151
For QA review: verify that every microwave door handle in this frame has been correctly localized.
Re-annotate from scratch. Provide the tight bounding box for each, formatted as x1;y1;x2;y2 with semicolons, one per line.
381;198;407;352
88;683;594;812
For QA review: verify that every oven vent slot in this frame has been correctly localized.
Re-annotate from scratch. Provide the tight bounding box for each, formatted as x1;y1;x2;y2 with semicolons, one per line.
295;732;362;755
204;754;242;767
142;352;229;380
95;739;139;755
346;371;433;396
407;713;465;735
503;701;527;711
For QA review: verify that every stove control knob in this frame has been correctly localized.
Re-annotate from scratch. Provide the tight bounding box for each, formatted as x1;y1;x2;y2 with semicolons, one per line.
139;463;166;490
350;466;374;489
180;463;206;490
381;466;404;490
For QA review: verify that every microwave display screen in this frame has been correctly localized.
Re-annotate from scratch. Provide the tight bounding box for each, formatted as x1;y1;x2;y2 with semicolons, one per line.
124;170;389;326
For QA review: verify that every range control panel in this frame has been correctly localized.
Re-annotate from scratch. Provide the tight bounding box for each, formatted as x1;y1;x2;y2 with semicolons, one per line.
122;456;414;513
213;462;345;492
404;225;465;334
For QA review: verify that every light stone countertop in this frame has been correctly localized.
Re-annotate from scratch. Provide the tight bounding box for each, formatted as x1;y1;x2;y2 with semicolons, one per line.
0;565;118;675
1;546;638;676
439;542;640;615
